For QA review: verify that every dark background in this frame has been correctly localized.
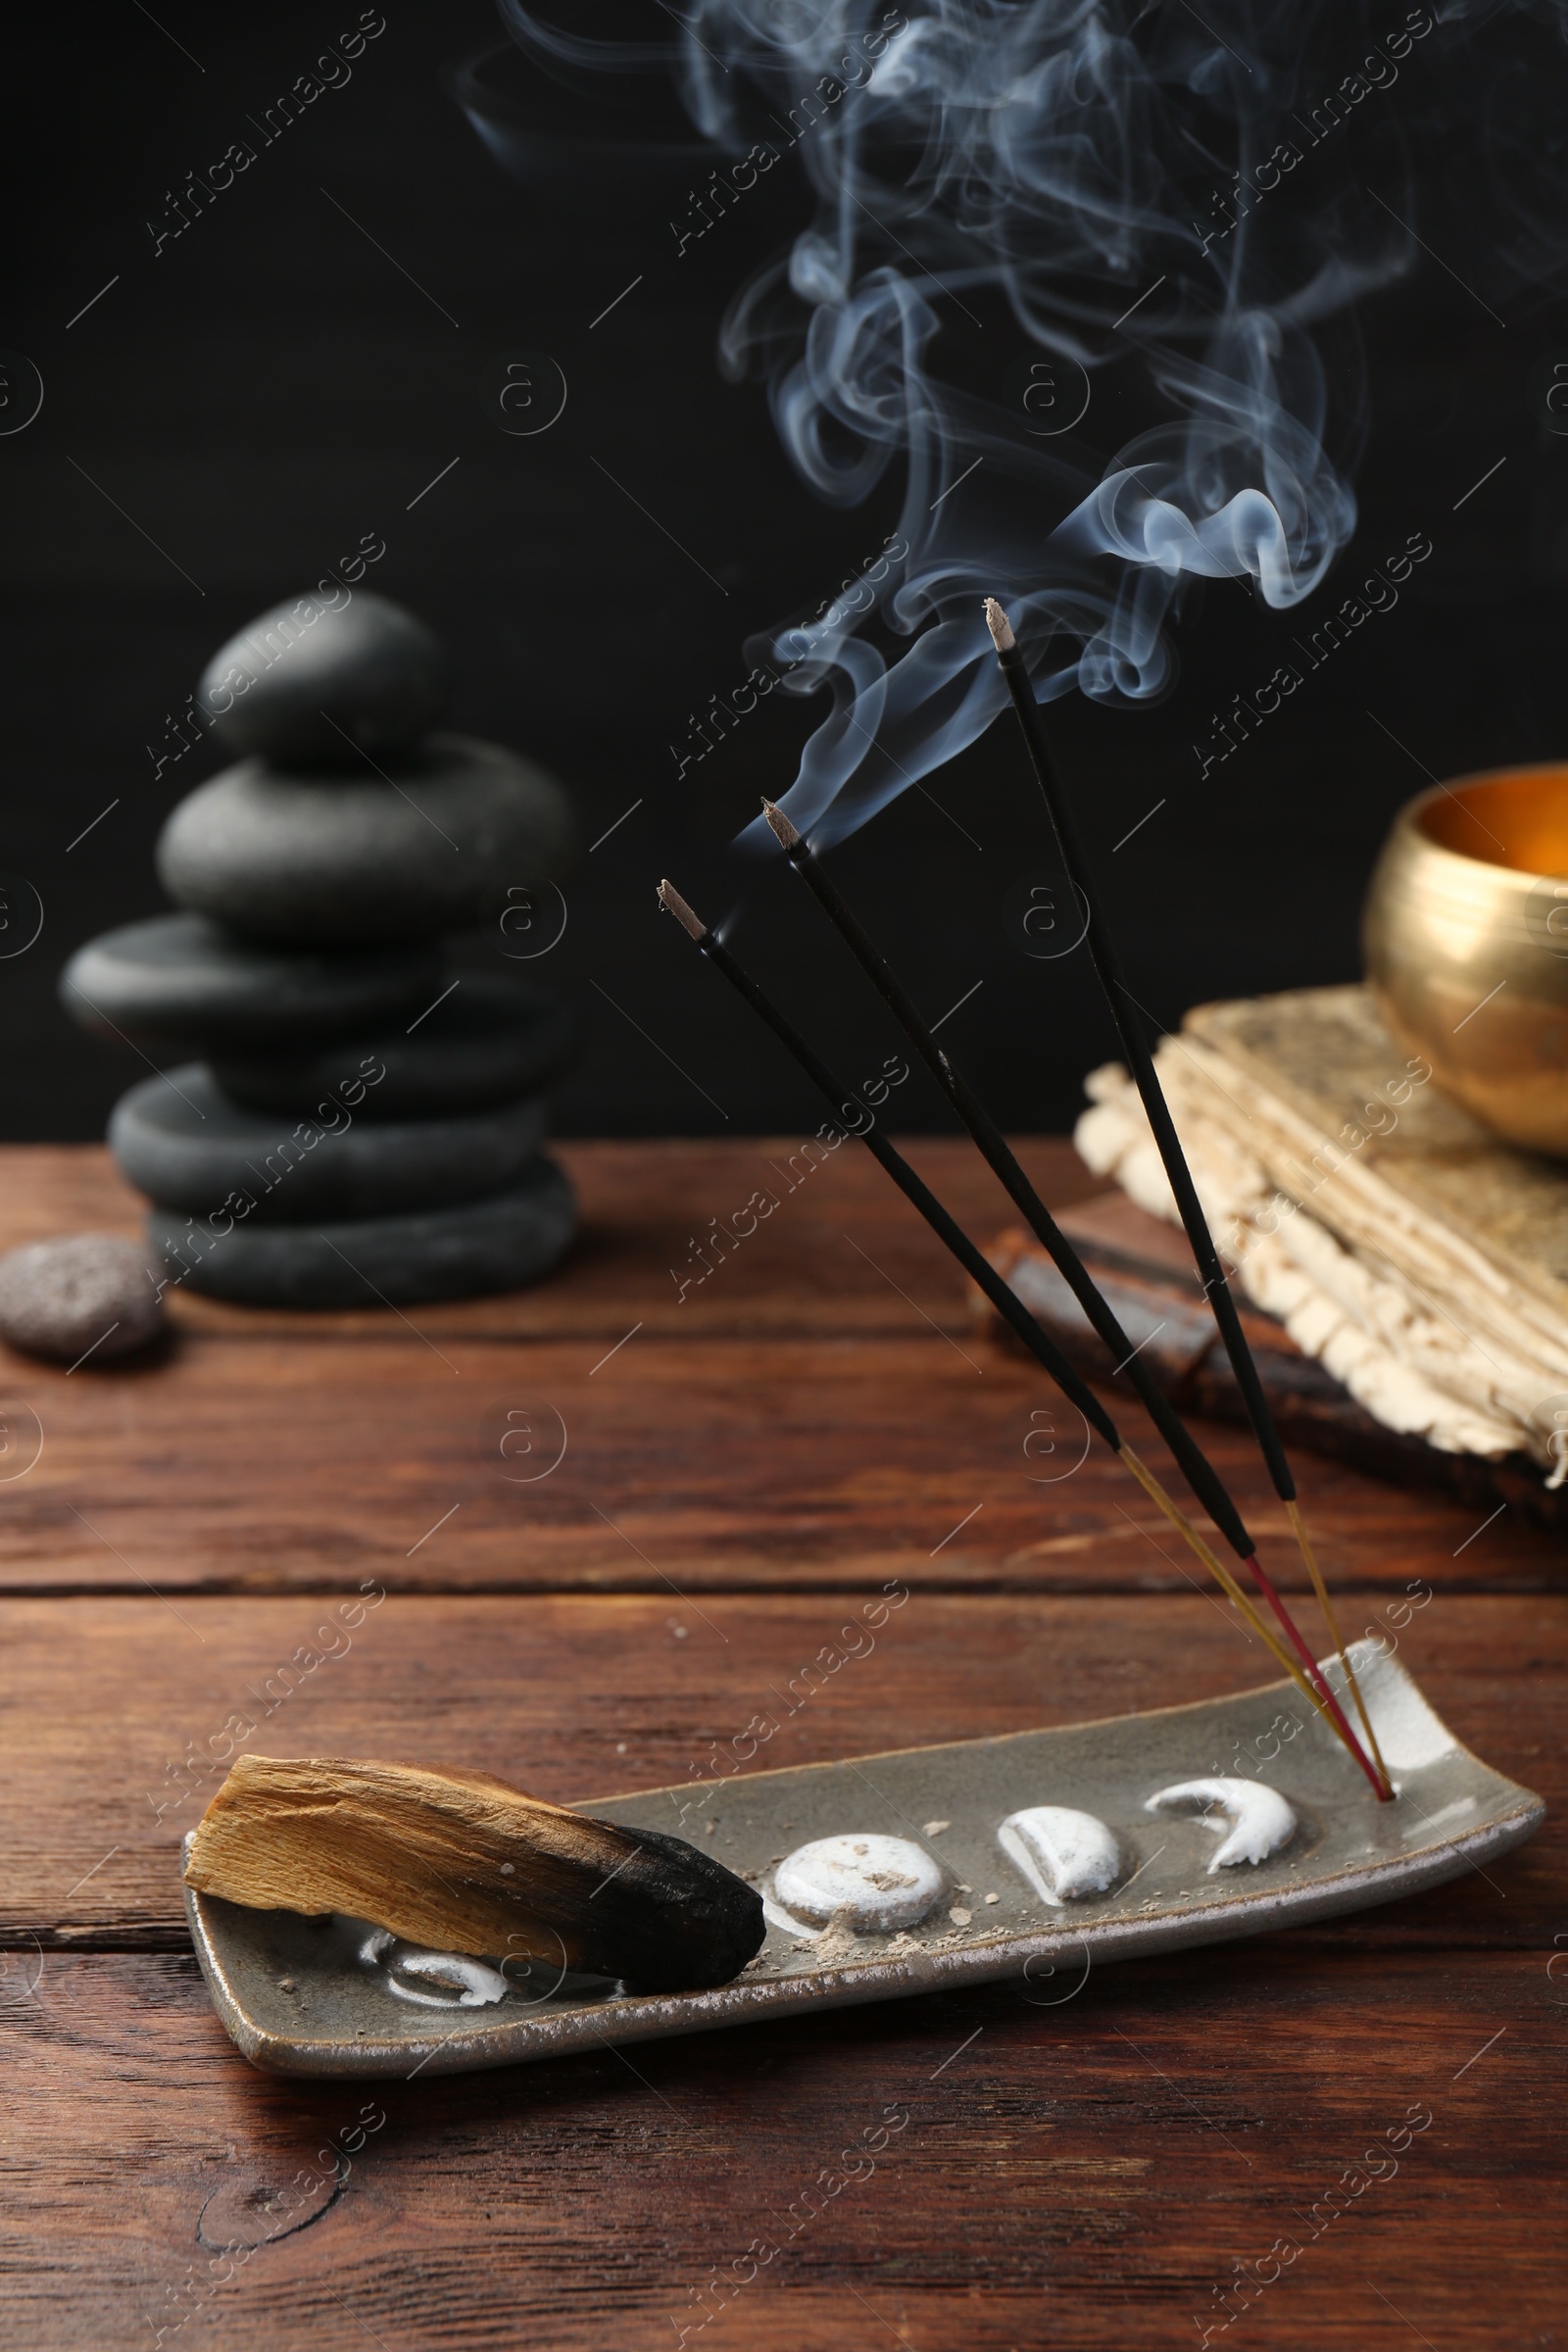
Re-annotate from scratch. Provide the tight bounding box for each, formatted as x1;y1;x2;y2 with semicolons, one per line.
2;1;1564;1141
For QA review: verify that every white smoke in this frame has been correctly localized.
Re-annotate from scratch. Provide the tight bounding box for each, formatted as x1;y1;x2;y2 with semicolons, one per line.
480;0;1568;846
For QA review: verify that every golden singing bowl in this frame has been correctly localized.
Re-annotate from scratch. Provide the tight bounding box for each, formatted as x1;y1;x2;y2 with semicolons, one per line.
1363;764;1568;1154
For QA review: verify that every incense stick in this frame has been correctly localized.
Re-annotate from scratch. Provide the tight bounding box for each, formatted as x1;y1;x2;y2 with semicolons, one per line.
1287;1498;1391;1792
760;796;1256;1559
753;803;1391;1798
658;878;1386;1792
982;596;1386;1788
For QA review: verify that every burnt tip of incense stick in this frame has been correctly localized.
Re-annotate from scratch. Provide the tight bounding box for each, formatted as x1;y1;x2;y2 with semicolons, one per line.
658;878;709;943
982;596;1016;653
760;798;804;852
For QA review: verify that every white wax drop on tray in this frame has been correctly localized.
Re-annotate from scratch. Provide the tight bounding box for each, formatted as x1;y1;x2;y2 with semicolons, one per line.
1145;1778;1297;1871
997;1806;1121;1905
360;1932;513;2008
773;1834;943;1933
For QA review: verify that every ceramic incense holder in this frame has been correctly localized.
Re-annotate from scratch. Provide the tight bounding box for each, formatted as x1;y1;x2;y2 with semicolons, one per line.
184;1641;1543;2080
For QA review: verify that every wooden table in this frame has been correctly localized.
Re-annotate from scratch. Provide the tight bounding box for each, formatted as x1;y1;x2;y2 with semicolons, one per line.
2;1140;1561;2351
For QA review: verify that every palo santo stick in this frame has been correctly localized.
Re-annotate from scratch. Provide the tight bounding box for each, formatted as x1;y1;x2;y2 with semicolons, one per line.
183;1754;765;1994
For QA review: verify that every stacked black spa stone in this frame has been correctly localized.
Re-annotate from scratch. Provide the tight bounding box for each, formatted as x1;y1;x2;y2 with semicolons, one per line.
61;595;581;1307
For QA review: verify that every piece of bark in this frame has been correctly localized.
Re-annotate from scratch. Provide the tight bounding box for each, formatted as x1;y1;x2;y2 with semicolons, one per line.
183;1753;764;1993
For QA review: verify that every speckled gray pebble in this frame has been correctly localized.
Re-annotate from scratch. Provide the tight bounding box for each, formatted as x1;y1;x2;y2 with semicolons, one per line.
198;592;451;766
0;1234;164;1363
148;1158;576;1306
213;976;579;1120
59;913;441;1049
112;1067;549;1223
157;734;579;947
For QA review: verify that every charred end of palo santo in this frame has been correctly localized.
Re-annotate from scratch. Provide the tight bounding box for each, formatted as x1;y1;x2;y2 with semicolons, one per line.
183;1755;765;1994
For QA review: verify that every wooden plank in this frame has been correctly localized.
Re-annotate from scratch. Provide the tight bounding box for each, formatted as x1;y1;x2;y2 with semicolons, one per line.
0;1137;1111;1340
4;1142;1557;1597
1;1593;1556;1947
1;1944;1559;2347
2;1144;1560;2347
1;1336;1557;1597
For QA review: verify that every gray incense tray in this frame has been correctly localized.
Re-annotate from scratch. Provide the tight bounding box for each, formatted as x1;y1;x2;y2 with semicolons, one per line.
183;1642;1543;2079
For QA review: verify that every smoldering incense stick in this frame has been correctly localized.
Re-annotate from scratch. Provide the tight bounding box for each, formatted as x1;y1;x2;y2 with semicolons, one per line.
982;597;1389;1793
760;798;1255;1556
983;597;1290;1471
655;892;1113;1455
658;879;1386;1792
756;801;1390;1799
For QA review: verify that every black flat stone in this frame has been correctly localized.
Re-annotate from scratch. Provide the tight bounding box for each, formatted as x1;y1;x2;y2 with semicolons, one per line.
59;914;442;1049
198;591;450;765
213;976;579;1120
156;734;578;947
147;1157;576;1306
111;1066;549;1224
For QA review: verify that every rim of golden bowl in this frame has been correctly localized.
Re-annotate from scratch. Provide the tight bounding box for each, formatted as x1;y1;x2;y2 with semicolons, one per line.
1398;762;1568;883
